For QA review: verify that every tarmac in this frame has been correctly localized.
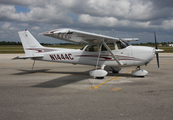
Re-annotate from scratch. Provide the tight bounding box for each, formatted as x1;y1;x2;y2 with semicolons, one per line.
0;53;173;120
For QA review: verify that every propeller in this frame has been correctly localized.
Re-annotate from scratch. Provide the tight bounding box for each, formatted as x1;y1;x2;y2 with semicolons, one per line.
154;32;163;68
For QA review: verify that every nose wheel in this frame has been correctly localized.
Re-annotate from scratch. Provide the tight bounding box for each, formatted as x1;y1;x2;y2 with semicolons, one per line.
136;66;140;70
131;66;148;77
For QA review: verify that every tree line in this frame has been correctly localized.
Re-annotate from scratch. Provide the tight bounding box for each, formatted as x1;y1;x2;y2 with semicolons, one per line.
0;41;86;46
132;42;172;46
0;41;22;45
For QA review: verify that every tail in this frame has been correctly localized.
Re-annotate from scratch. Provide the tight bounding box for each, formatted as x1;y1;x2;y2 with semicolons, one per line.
18;29;44;56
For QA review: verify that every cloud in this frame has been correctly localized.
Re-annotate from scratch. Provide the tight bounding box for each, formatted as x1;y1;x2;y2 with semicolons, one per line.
60;0;157;21
0;0;173;43
0;0;35;6
60;0;131;18
78;14;130;27
150;0;173;8
9;27;19;31
2;22;11;30
32;26;40;30
0;3;73;24
162;20;173;30
78;14;155;31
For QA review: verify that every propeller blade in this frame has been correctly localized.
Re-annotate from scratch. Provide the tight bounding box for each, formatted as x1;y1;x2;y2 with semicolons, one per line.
154;32;160;68
156;53;160;68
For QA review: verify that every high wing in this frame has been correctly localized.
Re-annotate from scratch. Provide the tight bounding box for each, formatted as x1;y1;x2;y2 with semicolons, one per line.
42;28;139;44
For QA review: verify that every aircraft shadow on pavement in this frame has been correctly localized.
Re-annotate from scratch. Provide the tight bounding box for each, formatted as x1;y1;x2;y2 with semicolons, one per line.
31;74;90;88
13;69;50;75
31;72;136;88
13;69;137;88
13;69;91;88
13;69;89;75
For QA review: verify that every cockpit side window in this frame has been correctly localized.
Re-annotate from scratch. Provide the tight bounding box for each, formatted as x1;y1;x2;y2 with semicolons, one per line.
85;45;98;52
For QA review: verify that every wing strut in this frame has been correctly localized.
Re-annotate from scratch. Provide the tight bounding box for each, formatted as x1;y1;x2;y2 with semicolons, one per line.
96;44;102;70
102;41;123;66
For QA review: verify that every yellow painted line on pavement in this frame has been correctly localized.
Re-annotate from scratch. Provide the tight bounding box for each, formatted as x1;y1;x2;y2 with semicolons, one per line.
88;69;134;89
1;63;15;65
114;77;121;81
111;87;122;91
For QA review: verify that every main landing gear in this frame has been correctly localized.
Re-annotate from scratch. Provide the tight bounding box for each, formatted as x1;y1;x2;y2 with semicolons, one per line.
131;66;148;77
89;69;108;79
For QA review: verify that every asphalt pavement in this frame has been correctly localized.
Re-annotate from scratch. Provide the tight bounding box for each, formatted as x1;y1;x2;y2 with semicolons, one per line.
0;54;173;120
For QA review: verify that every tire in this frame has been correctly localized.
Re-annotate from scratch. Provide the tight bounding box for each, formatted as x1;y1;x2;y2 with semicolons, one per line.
112;70;119;73
96;77;104;79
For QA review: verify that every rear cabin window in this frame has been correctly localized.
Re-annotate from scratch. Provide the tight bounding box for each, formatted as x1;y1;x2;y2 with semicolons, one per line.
85;43;115;52
101;43;115;51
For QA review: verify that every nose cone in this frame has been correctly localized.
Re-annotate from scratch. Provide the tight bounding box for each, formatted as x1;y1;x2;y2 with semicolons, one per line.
155;49;164;53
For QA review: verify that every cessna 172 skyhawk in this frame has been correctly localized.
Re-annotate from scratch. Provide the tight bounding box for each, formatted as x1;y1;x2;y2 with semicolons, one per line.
13;29;163;78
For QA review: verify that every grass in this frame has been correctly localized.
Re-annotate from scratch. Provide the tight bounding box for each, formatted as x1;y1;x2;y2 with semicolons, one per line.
0;45;85;54
158;47;173;53
0;45;173;53
0;46;24;53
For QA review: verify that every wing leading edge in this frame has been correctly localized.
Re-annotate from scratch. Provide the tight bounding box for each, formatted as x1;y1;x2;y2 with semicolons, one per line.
42;28;139;44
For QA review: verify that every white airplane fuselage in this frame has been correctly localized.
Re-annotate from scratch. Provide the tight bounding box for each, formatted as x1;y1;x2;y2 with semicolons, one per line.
34;45;155;68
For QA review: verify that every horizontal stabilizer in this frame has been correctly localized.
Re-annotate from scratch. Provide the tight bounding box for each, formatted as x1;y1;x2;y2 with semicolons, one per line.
12;55;43;60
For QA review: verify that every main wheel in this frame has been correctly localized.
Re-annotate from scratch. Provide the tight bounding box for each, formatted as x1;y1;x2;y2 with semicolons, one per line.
96;77;104;79
112;70;119;73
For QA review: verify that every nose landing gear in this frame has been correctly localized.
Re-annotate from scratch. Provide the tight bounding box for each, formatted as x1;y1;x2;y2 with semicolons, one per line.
131;66;148;77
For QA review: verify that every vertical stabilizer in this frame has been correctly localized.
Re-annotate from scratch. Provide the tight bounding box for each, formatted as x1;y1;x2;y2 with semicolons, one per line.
18;30;43;56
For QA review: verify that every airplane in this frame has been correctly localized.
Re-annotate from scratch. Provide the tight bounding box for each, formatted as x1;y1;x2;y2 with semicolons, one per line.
13;28;163;79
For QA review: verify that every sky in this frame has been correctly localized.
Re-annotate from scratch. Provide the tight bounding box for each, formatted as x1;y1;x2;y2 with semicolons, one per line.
0;0;173;44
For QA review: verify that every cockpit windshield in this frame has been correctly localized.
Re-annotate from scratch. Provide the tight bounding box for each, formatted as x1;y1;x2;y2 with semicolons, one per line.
116;40;130;49
80;46;85;50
